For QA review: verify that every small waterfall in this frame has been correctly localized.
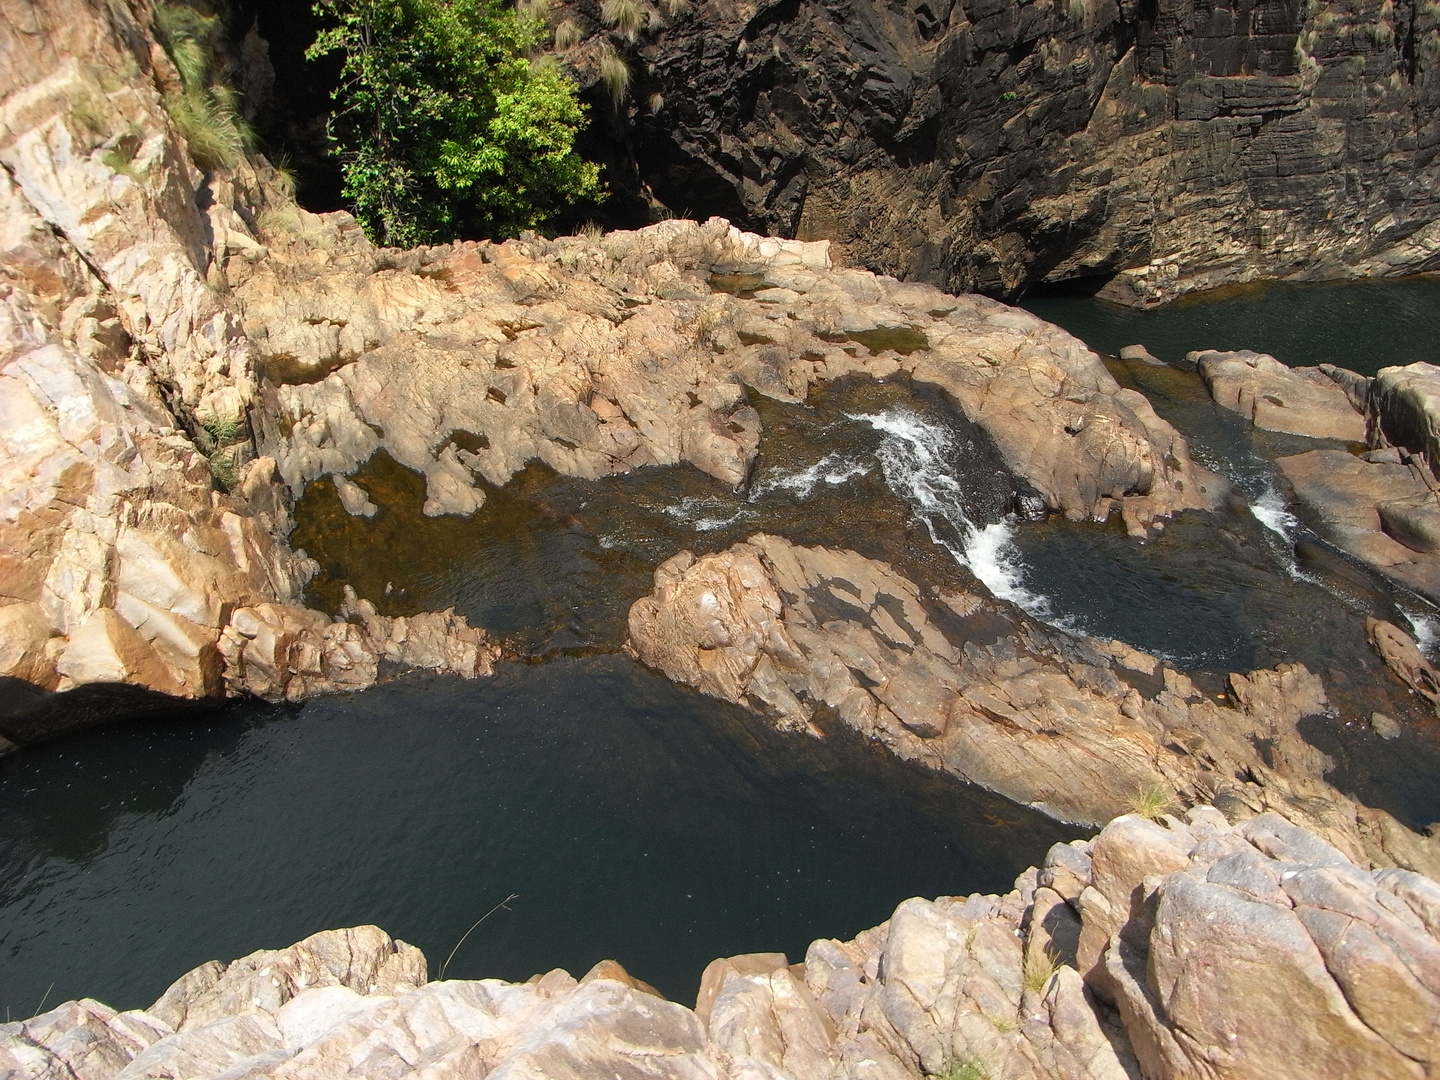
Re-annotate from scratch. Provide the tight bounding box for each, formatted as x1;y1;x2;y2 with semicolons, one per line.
849;408;1054;618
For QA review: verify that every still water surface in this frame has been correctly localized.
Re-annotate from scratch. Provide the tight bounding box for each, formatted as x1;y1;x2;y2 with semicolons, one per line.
0;656;1077;1017
1024;276;1440;374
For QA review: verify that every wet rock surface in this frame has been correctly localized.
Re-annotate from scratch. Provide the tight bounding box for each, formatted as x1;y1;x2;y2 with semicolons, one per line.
6;808;1439;1080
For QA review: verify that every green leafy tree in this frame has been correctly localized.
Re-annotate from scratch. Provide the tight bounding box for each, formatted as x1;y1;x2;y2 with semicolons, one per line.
308;0;603;247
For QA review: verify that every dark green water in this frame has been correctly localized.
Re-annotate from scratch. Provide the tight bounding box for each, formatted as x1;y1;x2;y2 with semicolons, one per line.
1023;277;1440;375
0;656;1077;1017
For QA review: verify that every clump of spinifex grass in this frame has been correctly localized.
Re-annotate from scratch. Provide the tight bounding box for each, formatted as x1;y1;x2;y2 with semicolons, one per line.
933;1057;992;1080
153;2;254;171
597;43;632;107
1127;783;1175;821
1023;946;1061;995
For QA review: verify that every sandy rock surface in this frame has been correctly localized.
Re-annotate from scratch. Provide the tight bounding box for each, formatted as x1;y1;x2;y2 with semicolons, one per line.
6;810;1438;1080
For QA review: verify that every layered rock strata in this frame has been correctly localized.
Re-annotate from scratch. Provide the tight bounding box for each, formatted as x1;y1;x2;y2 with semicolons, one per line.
627;533;1440;873
567;0;1440;303
7;809;1439;1080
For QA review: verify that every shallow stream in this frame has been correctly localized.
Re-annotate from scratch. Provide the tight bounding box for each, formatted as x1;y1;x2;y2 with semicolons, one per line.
4;281;1440;1018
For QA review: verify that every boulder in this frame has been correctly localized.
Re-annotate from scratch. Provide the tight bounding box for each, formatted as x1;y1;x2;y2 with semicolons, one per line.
1278;449;1440;601
1197;350;1366;440
1370;363;1440;476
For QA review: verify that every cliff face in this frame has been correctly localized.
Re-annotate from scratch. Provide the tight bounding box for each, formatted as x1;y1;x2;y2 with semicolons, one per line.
578;0;1440;303
6;809;1440;1080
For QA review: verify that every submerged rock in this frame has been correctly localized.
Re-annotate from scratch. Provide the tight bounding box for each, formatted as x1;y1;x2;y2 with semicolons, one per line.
6;810;1438;1080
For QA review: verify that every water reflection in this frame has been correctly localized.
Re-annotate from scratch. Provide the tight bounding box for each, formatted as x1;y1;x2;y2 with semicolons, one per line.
1023;276;1440;375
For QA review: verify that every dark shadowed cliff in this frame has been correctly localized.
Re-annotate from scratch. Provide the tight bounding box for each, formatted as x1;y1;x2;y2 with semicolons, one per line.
559;0;1440;303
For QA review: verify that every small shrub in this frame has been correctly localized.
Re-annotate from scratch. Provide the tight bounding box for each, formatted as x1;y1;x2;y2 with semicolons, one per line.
1127;783;1174;821
200;414;245;489
660;0;690;15
647;91;664;113
598;43;632;107
208;446;239;488
310;0;603;246
579;220;604;242
166;88;248;170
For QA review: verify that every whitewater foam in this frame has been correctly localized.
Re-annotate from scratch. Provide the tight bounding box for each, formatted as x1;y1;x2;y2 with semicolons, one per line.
1250;485;1300;541
663;496;752;533
848;407;1057;620
753;454;870;499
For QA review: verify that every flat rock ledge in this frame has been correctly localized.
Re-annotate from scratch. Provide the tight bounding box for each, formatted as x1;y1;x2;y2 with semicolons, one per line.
7;809;1439;1080
627;534;1440;874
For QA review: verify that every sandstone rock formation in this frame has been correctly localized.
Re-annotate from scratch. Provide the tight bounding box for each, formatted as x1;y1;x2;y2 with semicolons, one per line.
0;0;1233;729
7;809;1439;1080
1196;349;1366;441
1183;353;1440;604
0;0;494;735
566;0;1440;303
627;534;1440;873
236;214;1216;533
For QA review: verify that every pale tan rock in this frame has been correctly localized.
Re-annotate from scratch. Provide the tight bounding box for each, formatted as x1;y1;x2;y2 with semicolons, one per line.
1279;449;1440;601
702;956;839;1080
0;600;62;687
147;926;426;1034
1198;350;1367;440
55;607;184;696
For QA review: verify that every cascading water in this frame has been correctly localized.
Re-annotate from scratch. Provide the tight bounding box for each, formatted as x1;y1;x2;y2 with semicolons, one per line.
848;408;1056;619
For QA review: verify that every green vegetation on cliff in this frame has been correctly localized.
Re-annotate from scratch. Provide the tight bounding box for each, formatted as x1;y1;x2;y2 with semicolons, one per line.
154;2;255;170
308;0;602;246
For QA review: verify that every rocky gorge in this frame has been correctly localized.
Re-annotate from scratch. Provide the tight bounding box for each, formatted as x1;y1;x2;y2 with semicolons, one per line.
5;0;1440;1075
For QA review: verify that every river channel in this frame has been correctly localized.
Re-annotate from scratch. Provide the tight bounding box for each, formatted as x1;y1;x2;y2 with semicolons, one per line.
3;280;1439;1019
